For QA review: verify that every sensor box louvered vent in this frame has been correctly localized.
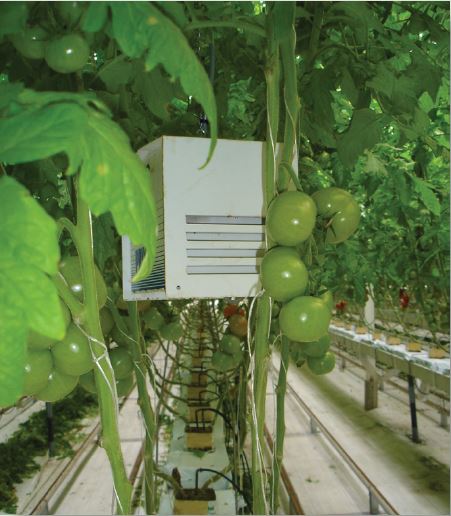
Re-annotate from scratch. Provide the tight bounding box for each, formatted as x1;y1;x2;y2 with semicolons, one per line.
122;136;269;300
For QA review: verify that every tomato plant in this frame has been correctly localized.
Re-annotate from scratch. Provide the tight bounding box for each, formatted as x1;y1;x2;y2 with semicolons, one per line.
10;26;48;59
142;306;165;331
279;296;331;342
59;256;107;308
228;313;248;338
51;323;93;376
22;349;53;396
260;246;308;302
219;334;241;355
36;370;79;402
266;191;317;246
109;347;133;380
45;34;90;74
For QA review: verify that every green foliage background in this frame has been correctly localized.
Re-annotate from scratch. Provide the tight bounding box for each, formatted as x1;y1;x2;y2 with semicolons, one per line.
0;1;449;405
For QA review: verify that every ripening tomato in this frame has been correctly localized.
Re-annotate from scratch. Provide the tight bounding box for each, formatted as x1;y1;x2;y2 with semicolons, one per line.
260;247;309;302
52;323;93;376
45;34;90;74
307;351;335;375
36;370;79;402
219;334;241;355
228;314;248;338
59;256;107;308
312;187;360;244
23;349;53;396
279;296;331;342
109;347;133;380
223;304;239;318
266;191;317;246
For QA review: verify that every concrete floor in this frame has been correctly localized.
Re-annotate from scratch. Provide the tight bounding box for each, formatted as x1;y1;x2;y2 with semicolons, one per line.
266;352;450;515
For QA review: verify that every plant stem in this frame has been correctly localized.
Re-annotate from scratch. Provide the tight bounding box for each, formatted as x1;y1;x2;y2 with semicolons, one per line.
185;20;266;38
278;4;299;191
251;293;271;515
128;302;156;514
270;336;290;513
52;273;84;321
75;180;132;514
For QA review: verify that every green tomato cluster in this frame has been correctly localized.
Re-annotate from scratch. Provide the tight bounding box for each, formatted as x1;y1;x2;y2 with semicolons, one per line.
263;187;360;375
10;5;90;74
212;334;244;372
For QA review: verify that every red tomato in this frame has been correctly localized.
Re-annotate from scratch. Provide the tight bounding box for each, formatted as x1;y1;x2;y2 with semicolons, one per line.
223;304;238;318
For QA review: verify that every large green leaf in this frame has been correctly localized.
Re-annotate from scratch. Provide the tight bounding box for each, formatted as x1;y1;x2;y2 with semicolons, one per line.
337;109;384;168
110;1;217;167
77;111;157;281
0;2;27;39
0;175;60;275
412;176;441;216
0;86;157;282
0;104;87;164
0;177;65;407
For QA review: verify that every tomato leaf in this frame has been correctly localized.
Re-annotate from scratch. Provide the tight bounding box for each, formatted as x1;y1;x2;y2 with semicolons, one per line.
110;1;217;167
0;177;65;407
0;2;27;39
81;1;108;33
77;112;157;281
337;109;384;168
0;319;26;407
412;176;441;216
0;103;87;165
0;87;157;282
0;176;60;275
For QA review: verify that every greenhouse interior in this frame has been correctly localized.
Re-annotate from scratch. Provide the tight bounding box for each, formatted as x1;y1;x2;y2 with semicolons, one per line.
0;1;449;515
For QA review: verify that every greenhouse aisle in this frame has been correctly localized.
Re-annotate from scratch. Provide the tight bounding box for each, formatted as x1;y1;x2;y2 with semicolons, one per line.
266;352;450;515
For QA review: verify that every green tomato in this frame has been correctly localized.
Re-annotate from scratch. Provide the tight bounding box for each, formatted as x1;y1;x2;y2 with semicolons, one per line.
110;325;130;348
28;299;71;350
23;349;53;396
10;27;48;59
261;247;309;302
219;334;241;355
307;351;335;375
36;370;79;402
54;1;85;26
52;323;93;376
279;296;331;342
319;289;334;313
299;335;331;358
160;321;183;341
109;347;133;380
289;345;306;367
142;307;165;331
79;370;97;394
212;350;242;372
116;374;134;397
100;307;114;336
312;187;360;244
266;191;317;246
59;256;107;308
45;34;90;74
